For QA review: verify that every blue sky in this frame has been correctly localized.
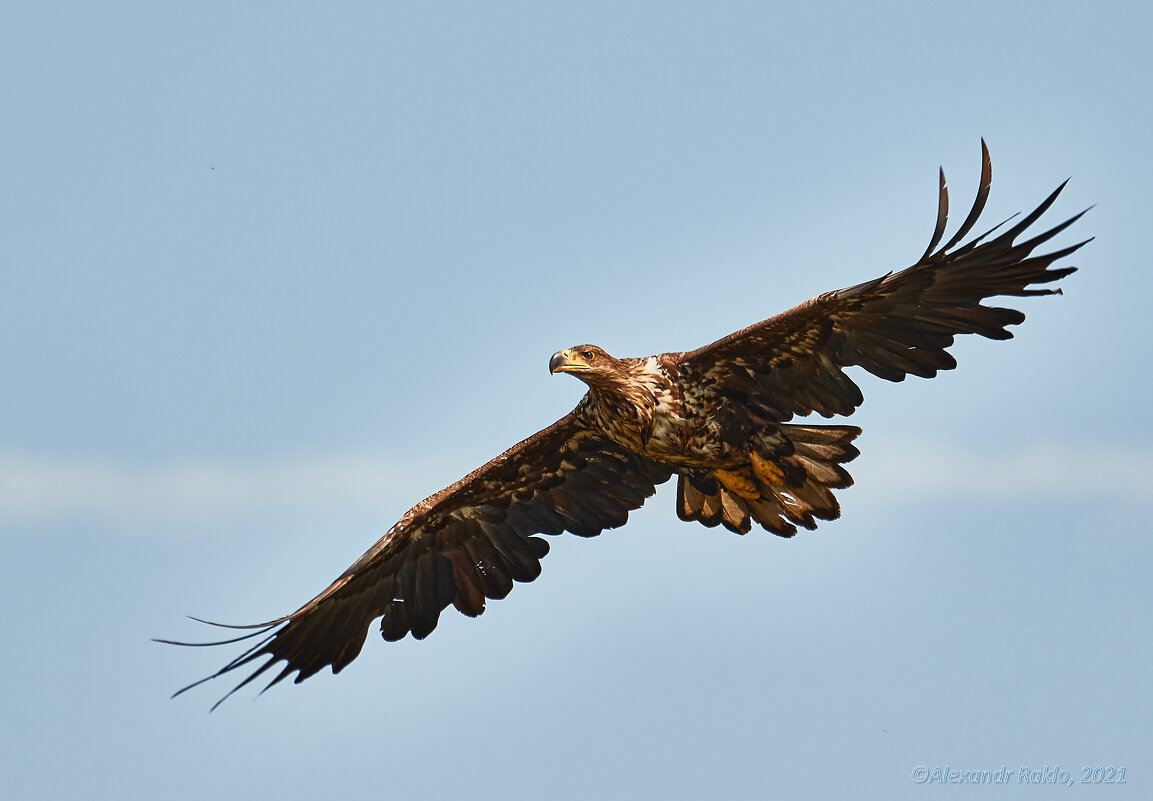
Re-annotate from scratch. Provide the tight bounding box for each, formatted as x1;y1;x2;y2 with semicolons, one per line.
3;2;1150;798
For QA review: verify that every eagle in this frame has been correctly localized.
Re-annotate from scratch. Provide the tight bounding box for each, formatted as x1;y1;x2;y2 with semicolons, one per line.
164;142;1088;709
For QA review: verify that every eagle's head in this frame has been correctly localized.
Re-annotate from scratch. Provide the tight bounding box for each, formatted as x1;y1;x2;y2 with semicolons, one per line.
549;345;620;387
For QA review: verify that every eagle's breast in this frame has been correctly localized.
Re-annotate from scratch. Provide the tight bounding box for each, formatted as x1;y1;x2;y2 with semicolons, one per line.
585;355;725;465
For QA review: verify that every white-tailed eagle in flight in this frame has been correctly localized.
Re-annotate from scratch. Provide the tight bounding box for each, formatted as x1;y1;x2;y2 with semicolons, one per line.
162;142;1088;709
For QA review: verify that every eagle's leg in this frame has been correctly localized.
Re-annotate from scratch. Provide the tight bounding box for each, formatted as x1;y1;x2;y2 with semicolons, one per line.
748;450;784;485
712;468;760;500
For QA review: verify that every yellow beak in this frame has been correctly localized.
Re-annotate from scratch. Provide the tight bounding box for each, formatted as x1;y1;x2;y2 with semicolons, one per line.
549;350;574;374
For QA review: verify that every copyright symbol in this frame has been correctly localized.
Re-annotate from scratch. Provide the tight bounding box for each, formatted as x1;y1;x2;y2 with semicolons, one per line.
911;765;928;783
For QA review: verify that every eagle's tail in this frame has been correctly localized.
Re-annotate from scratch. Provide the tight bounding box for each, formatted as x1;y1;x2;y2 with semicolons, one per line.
675;424;861;536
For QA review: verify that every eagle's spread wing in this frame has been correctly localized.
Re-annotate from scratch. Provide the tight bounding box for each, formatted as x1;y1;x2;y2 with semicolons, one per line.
678;142;1089;422
164;410;672;709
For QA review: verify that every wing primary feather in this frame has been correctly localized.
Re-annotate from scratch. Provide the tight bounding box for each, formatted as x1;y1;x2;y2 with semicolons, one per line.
165;626;282;710
936;139;993;254
1013;209;1093;257
998;179;1070;244
207;655;281;712
153;624;273;649
918;167;949;263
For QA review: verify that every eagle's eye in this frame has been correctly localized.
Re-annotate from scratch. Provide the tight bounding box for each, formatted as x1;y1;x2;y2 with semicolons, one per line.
581;349;595;361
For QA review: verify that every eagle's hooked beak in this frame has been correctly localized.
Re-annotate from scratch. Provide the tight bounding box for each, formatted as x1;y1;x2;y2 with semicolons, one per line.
549;350;572;374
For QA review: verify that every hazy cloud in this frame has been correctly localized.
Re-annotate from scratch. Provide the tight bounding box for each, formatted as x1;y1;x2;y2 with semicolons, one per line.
2;442;1149;531
859;440;1152;502
0;453;431;529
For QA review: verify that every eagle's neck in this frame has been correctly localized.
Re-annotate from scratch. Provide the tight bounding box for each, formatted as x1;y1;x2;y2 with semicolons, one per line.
582;356;678;452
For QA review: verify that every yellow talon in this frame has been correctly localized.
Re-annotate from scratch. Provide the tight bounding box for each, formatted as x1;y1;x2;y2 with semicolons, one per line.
713;468;760;500
749;451;784;486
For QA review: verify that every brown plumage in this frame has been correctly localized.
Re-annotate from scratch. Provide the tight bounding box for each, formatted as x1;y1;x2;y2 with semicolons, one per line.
161;142;1088;708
